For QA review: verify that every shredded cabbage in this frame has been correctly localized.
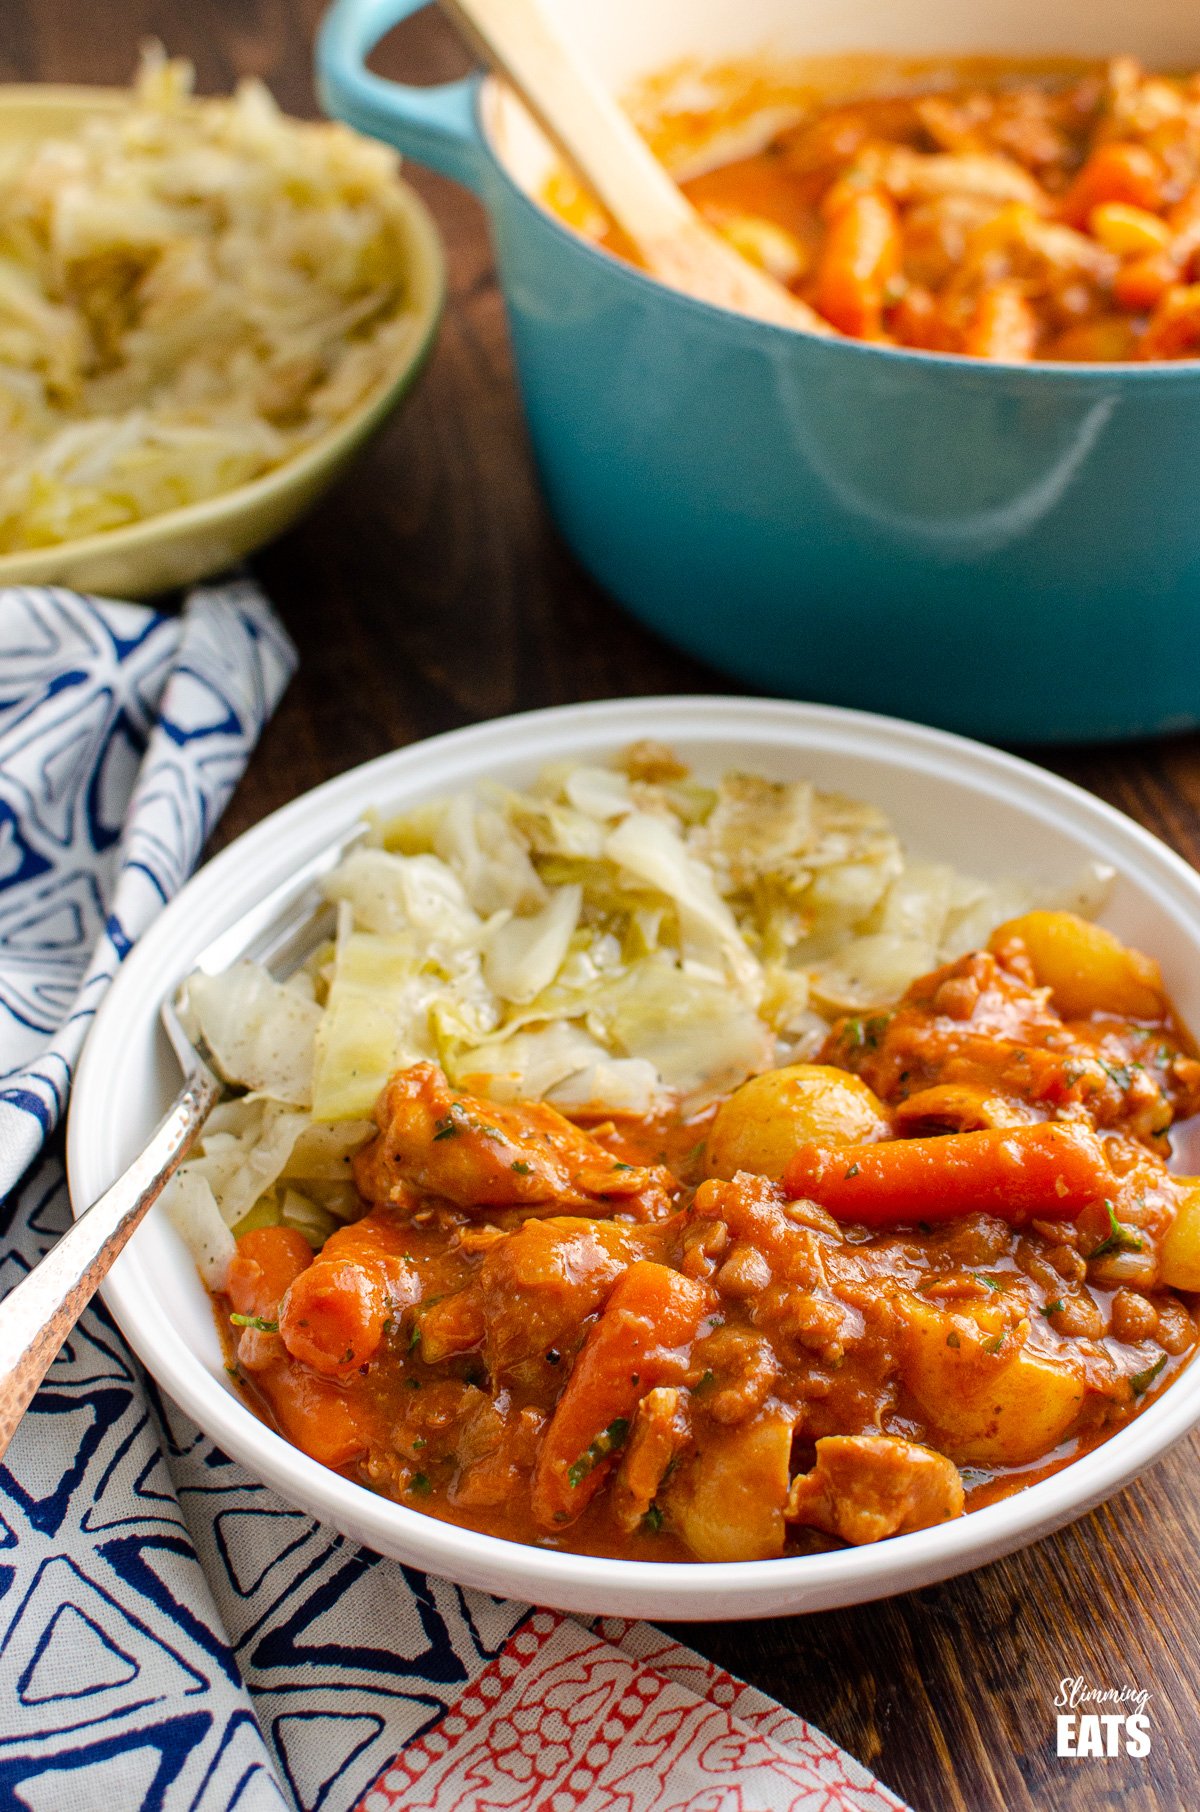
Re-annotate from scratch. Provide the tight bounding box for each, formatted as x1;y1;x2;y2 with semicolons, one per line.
0;47;419;553
183;962;321;1106
163;743;1113;1277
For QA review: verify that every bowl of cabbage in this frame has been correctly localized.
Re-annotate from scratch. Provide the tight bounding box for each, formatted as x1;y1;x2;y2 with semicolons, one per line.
0;54;443;598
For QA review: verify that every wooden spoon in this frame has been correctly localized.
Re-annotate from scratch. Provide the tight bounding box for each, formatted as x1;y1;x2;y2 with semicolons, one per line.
439;0;831;334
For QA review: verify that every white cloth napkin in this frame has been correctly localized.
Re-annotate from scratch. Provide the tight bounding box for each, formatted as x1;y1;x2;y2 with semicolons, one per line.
0;583;910;1812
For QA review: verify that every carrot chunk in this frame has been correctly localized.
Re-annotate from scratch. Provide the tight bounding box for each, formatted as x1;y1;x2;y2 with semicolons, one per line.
1059;142;1163;228
256;1362;372;1470
963;282;1038;361
531;1262;710;1529
1139;283;1200;359
227;1225;313;1321
279;1210;417;1377
814;186;901;337
1114;250;1178;312
782;1123;1112;1227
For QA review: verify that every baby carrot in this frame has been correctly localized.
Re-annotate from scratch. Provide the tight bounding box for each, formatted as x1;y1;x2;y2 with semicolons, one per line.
963;282;1038;361
280;1210;417;1377
814;186;901;337
531;1262;709;1529
783;1122;1111;1227
257;1361;372;1470
227;1224;312;1321
1059;143;1163;229
1114;250;1178;312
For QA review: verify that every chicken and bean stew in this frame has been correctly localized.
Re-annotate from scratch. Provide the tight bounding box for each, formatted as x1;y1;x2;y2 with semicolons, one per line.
219;909;1200;1563
549;56;1200;360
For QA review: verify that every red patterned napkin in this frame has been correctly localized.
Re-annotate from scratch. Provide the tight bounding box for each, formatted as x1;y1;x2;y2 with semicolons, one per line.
357;1611;909;1812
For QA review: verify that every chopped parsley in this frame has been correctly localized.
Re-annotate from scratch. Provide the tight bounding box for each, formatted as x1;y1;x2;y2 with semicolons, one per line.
1042;1299;1065;1318
432;1113;460;1141
1130;1353;1168;1397
229;1313;278;1333
511;1160;532;1175
612;1161;633;1171
408;1319;423;1351
976;1275;1003;1292
843;1014;888;1052
844;1163;861;1180
412;1437;427;1451
1091;1199;1145;1260
1101;1060;1136;1089
692;1368;716;1394
642;1504;665;1533
567;1418;629;1488
981;1333;1006;1356
409;1472;432;1495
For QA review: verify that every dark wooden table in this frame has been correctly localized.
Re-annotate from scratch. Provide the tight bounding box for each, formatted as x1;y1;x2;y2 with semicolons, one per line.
7;5;1200;1807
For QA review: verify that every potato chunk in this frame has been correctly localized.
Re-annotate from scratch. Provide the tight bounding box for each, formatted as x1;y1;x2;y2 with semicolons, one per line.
787;1434;964;1544
1160;1180;1200;1291
611;1387;690;1533
900;1294;1085;1465
989;911;1165;1020
676;1414;794;1561
705;1063;890;1182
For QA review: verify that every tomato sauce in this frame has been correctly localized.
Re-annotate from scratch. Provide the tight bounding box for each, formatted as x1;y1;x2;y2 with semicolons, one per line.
219;912;1200;1564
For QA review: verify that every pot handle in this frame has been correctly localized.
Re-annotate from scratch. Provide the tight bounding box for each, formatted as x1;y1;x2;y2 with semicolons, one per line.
317;0;487;193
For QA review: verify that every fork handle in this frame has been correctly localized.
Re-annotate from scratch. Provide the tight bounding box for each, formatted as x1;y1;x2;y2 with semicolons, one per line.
0;1070;221;1461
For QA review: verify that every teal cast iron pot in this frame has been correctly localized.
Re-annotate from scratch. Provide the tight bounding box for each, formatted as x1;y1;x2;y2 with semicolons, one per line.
318;0;1200;743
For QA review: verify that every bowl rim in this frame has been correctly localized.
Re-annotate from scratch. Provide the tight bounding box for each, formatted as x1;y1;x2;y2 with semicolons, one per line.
0;82;446;586
66;693;1200;1618
476;72;1200;381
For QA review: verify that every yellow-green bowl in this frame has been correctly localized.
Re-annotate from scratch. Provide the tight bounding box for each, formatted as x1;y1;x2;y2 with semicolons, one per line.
0;85;445;599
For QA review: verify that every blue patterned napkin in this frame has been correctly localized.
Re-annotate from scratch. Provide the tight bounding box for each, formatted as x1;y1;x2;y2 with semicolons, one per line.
0;585;906;1812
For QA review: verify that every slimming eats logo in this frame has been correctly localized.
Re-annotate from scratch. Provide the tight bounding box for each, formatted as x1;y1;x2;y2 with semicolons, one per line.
1055;1677;1152;1757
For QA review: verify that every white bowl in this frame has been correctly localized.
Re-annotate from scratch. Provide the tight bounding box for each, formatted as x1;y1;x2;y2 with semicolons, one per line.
68;697;1200;1619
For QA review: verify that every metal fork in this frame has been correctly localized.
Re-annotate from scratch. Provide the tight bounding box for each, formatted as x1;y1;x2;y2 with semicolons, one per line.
0;821;366;1462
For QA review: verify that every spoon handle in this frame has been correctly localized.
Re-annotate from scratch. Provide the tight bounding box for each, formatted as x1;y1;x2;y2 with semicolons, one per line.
439;0;829;331
0;1069;220;1461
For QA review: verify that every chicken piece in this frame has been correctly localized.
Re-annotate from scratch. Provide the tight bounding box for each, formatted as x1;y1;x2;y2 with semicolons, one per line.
477;1216;652;1373
414;1288;486;1364
822;949;1199;1149
786;1434;964;1544
414;1217;659;1369
690;1325;780;1426
353;1063;672;1217
878;147;1048;208
451;1401;548;1511
676;1414;796;1561
610;1386;690;1533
